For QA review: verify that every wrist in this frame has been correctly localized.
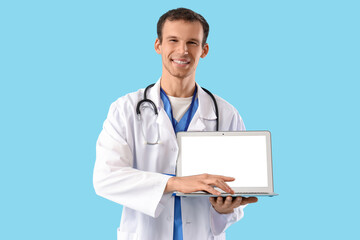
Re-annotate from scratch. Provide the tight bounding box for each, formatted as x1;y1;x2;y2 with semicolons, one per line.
164;177;177;193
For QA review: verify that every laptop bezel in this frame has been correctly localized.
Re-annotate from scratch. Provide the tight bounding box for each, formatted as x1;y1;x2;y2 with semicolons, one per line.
176;131;275;195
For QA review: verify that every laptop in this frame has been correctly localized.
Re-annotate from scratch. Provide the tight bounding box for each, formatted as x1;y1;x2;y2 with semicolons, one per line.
175;131;278;197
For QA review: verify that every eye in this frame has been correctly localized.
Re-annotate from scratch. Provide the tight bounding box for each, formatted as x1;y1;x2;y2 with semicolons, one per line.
169;39;178;42
189;41;198;46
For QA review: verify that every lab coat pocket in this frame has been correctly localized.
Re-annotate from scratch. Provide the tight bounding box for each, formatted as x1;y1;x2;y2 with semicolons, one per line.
117;228;139;240
202;118;217;131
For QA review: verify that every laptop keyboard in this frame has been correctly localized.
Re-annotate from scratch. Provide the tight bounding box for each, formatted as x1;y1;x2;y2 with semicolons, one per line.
235;192;268;194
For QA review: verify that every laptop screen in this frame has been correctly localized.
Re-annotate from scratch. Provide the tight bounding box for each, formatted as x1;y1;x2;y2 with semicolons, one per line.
179;135;269;188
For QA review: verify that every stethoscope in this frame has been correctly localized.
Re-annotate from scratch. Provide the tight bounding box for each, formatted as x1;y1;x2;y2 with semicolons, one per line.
136;84;219;142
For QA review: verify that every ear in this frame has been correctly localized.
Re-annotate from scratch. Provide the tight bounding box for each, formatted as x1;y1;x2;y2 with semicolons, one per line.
154;38;161;54
200;43;209;58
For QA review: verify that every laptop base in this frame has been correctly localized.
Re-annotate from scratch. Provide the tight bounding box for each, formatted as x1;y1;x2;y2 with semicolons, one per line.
176;192;278;197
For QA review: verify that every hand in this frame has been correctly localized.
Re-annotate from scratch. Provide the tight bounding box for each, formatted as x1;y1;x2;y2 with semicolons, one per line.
209;196;258;214
165;174;235;195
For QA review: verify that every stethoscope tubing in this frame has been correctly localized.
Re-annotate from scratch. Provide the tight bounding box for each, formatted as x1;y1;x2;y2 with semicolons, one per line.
200;87;219;131
136;84;219;131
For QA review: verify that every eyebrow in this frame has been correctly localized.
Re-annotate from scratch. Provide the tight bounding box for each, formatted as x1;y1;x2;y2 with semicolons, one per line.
166;36;179;39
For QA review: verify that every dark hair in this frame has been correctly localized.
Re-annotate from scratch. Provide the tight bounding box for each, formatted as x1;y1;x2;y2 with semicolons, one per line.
157;8;209;46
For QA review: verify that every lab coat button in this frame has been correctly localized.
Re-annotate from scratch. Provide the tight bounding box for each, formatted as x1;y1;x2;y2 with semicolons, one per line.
167;216;172;221
171;147;176;152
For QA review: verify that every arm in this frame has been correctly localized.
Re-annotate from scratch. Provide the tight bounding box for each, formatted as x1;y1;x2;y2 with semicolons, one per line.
165;174;235;195
93;101;172;218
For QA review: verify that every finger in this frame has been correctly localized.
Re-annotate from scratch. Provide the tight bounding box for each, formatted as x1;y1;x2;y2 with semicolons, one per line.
216;175;235;182
240;197;258;205
203;184;221;196
234;196;242;204
204;174;235;182
210;180;234;194
231;197;243;208
222;177;235;182
223;196;233;208
216;196;224;205
209;197;216;206
223;183;235;194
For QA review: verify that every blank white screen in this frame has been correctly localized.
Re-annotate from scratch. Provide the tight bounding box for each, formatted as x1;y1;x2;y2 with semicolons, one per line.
181;135;268;187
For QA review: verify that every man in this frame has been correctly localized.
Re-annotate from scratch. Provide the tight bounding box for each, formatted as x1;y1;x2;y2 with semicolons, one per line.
94;8;257;240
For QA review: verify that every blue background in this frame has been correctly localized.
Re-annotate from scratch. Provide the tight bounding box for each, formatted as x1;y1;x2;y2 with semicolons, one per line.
1;0;359;239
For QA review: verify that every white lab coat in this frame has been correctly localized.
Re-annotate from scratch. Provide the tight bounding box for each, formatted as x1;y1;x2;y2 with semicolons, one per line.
93;80;246;240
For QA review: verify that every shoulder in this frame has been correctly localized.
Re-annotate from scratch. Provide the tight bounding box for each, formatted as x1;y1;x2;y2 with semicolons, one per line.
213;94;239;116
105;87;146;122
110;88;145;111
209;92;246;131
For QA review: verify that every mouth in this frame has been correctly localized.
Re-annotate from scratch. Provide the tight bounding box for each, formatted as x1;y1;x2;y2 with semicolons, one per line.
171;58;190;66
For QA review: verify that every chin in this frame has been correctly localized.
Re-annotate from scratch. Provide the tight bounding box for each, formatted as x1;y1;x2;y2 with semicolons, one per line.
171;72;192;79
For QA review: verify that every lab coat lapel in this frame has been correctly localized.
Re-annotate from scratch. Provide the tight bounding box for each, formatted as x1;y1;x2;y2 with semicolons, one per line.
156;108;176;139
147;80;177;139
187;111;206;131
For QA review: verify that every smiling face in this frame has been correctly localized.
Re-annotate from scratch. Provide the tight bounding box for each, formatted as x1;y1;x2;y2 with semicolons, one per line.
155;20;209;81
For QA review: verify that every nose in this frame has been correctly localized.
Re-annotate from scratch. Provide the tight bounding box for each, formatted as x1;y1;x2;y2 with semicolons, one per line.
183;44;188;54
177;42;188;55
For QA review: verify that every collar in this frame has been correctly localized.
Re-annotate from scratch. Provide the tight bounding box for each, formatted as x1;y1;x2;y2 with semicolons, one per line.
147;79;217;121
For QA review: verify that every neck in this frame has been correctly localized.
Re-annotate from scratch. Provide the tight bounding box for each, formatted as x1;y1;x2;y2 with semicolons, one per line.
160;75;196;98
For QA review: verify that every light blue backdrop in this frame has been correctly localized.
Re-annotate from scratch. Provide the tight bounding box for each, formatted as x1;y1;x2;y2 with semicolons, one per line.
1;0;359;239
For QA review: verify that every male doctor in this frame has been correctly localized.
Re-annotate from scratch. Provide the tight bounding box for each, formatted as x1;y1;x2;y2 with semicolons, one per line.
94;8;257;240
